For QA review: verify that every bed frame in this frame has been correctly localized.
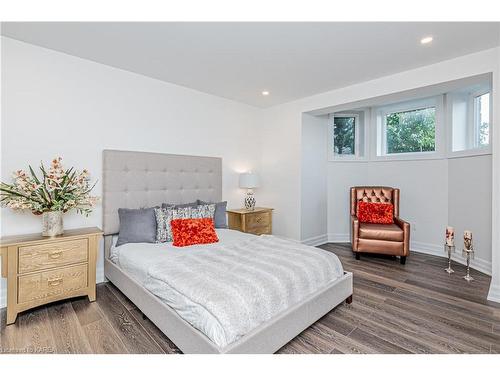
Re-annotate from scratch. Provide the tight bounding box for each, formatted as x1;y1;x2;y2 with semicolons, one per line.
102;149;353;354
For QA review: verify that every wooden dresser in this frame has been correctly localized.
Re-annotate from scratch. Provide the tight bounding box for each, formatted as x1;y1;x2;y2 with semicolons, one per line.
0;227;102;325
227;207;273;235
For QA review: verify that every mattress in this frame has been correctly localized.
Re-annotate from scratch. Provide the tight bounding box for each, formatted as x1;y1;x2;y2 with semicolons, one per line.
110;229;344;348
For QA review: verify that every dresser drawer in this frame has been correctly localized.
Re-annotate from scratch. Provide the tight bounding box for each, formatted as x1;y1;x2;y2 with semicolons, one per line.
246;212;271;231
18;264;88;304
18;238;88;274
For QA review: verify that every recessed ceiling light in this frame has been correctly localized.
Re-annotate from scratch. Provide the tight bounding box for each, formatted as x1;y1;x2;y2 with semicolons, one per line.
262;91;270;96
420;36;433;45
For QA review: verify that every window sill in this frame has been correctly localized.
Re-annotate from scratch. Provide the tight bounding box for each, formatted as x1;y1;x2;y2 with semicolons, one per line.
447;147;492;159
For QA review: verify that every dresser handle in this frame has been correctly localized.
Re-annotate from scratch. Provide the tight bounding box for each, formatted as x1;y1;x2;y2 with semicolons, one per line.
48;250;63;259
47;277;63;287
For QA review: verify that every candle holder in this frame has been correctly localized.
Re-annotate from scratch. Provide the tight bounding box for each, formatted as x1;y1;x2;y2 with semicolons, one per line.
462;247;475;282
443;244;455;274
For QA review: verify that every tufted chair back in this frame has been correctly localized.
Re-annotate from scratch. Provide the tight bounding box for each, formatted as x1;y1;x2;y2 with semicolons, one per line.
350;186;400;217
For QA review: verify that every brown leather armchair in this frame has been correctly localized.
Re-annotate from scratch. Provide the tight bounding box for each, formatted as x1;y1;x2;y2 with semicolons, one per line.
350;186;410;264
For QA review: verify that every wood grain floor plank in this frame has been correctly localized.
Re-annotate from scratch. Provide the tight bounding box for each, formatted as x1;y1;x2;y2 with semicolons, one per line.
71;297;103;327
106;282;136;311
82;318;129;354
46;302;92;354
0;307;56;354
95;284;164;354
309;322;376;354
129;308;182;354
347;327;411;354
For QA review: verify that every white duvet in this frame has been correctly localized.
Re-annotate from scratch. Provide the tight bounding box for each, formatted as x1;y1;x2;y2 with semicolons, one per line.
111;229;344;348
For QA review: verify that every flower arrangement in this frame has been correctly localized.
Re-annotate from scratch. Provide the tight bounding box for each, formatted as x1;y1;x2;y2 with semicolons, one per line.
0;157;98;216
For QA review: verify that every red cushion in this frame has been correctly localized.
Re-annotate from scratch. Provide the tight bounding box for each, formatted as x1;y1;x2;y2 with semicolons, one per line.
171;218;219;247
357;202;394;224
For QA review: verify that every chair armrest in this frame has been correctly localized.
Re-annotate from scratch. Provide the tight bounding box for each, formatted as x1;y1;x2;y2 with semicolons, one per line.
394;217;410;256
351;215;359;251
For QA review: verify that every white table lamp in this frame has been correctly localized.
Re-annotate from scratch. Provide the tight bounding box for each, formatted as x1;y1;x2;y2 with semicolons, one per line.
239;172;260;210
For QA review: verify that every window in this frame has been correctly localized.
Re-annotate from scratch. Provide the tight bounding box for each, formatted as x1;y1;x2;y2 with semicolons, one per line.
333;115;356;156
385;107;436;154
375;97;440;158
450;86;491;154
328;112;366;161
474;92;490;148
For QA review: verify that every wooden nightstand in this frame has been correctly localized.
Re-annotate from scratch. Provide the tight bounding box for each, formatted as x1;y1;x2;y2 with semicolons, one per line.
227;207;273;235
0;227;102;325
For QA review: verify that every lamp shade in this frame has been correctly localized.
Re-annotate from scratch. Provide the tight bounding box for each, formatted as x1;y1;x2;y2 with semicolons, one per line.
239;172;260;189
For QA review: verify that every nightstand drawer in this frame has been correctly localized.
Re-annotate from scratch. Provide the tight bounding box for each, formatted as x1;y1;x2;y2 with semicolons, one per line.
18;238;88;274
18;263;88;304
227;207;273;235
246;212;271;231
246;226;272;235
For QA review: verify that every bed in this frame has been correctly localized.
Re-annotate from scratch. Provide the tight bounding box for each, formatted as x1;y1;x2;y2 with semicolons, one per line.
102;149;353;354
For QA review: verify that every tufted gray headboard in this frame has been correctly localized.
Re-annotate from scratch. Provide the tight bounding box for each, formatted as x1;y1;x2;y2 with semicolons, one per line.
102;149;222;236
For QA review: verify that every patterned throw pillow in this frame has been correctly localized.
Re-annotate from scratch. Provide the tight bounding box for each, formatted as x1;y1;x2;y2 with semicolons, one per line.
192;204;216;219
171;218;219;247
154;204;216;243
154;207;174;243
357;202;394;224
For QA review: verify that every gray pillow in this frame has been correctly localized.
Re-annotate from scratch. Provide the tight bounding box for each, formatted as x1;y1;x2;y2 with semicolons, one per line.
198;200;228;228
116;207;157;247
161;201;198;209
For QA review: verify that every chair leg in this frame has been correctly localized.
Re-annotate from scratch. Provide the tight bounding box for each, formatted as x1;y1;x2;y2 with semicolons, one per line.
355;253;360;260
400;256;406;265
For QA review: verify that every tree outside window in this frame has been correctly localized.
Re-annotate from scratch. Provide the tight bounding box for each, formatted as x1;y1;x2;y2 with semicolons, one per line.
385;107;436;154
333;116;356;156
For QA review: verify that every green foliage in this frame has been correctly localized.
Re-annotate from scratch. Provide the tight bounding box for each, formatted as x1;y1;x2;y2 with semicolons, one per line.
479;121;489;147
386;107;436;154
334;117;355;155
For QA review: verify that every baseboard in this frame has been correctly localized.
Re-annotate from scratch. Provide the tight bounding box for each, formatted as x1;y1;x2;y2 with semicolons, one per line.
323;234;492;276
328;233;350;243
301;234;328;247
487;284;500;303
411;240;492;276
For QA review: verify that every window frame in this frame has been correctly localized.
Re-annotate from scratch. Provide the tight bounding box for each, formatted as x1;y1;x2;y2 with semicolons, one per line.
448;87;492;159
472;90;491;149
328;113;365;161
373;96;444;161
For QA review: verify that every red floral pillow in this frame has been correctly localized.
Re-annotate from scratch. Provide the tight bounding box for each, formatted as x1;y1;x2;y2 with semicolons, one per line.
357;202;394;224
171;218;219;247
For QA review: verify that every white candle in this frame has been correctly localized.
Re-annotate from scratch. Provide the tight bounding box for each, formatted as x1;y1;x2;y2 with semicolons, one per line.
445;226;454;246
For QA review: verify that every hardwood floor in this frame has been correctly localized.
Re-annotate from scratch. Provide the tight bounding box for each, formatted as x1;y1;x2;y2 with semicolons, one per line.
1;243;499;354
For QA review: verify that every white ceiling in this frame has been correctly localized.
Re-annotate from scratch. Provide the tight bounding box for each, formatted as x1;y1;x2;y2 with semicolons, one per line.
2;22;499;107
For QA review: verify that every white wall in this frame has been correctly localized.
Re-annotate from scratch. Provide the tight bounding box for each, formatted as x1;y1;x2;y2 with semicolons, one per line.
0;37;261;307
448;155;492;270
488;43;500;302
300;114;328;244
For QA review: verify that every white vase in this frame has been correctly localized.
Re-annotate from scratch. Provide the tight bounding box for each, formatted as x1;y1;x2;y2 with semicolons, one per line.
42;211;64;237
